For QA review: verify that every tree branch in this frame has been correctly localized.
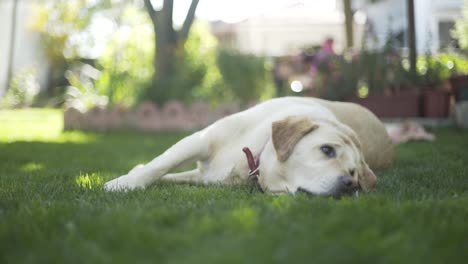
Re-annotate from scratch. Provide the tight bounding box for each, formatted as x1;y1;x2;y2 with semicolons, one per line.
178;0;199;41
143;0;157;23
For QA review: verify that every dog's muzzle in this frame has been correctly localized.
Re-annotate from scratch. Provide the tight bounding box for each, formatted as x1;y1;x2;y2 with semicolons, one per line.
297;176;360;198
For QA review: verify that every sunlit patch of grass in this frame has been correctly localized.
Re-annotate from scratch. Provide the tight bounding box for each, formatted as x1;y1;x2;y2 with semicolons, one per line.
193;205;259;234
75;173;103;190
20;162;44;172
57;131;98;143
0;109;62;142
227;207;258;232
270;195;293;212
0;109;98;144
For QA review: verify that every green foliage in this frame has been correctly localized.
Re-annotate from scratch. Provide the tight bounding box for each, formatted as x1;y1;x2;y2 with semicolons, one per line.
319;53;361;100
64;63;108;111
31;0;116;62
320;34;468;98
414;52;468;87
165;22;221;104
453;0;468;49
145;25;275;106
31;1;275;107
357;33;412;94
217;49;274;105
416;54;449;86
30;0;122;98
439;52;468;75
95;6;154;107
1;109;468;263
140;21;222;106
309;33;412;99
312;50;392;99
1;66;40;108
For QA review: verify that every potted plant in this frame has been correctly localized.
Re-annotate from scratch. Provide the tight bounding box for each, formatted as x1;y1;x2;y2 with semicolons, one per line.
451;2;468;102
419;54;452;118
422;87;451;117
449;74;468;102
447;52;468;102
347;44;421;118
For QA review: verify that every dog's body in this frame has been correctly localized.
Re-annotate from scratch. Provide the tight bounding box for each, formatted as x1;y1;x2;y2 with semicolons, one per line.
105;97;393;196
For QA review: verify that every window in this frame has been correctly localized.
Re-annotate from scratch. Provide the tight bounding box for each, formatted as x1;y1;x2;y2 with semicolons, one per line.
438;21;459;49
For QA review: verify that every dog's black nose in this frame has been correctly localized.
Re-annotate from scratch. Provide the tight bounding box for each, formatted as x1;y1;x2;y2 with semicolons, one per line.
339;175;359;193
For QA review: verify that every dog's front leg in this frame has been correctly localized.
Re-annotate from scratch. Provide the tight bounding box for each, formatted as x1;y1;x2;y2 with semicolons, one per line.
104;132;209;191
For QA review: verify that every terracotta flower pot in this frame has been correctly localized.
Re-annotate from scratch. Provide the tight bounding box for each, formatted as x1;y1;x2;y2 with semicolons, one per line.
422;89;451;118
449;75;468;102
348;90;421;118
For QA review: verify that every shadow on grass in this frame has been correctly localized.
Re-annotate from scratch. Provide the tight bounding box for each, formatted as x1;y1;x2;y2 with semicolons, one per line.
0;131;190;174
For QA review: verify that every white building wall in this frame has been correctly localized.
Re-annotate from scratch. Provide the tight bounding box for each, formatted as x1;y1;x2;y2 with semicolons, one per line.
235;21;351;56
0;0;14;97
427;0;464;50
360;0;407;47
357;0;463;53
414;0;433;51
228;3;364;56
0;0;49;97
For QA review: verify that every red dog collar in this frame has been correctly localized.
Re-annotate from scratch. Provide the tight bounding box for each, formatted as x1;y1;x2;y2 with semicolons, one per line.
242;147;260;177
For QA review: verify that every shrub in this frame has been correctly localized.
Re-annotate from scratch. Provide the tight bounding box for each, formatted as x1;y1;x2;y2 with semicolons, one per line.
217;49;274;105
1;66;40;108
160;21;222;105
95;6;154;107
139;21;223;106
64;63;108;112
453;0;468;49
438;52;468;75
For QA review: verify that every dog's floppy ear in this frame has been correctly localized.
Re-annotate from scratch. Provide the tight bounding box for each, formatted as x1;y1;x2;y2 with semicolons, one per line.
359;163;377;192
272;116;318;162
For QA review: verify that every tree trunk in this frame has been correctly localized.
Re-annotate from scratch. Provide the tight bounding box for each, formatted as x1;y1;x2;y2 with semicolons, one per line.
151;1;177;104
144;0;199;104
343;0;354;49
406;0;417;79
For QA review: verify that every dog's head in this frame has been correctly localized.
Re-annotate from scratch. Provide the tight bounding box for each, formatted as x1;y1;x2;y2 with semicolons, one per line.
258;116;377;197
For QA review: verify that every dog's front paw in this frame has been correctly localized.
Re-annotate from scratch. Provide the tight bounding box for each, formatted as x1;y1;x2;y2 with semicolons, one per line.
104;174;145;192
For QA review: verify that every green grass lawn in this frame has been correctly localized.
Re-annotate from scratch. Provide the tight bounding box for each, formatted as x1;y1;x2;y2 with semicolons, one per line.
1;109;468;263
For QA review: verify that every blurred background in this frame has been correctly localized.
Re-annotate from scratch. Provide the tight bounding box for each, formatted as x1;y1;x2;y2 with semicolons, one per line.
1;0;468;128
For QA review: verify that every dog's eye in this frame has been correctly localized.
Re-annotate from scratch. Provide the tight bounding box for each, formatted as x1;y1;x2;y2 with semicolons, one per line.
320;145;336;158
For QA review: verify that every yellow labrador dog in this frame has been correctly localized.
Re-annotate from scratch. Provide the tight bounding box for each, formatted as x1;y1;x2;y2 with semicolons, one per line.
104;97;393;197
